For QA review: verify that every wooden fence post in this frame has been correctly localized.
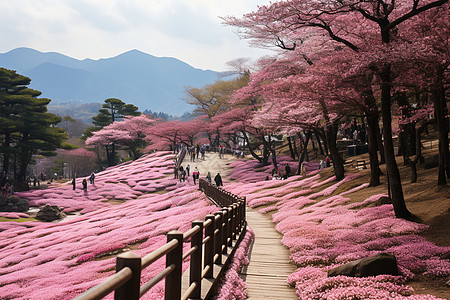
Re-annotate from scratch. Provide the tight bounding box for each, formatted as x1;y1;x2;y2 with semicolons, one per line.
243;197;246;224
235;201;241;233
215;211;223;264
190;220;203;299
226;207;233;247
115;252;142;300
231;204;237;240
221;208;229;254
165;231;183;300
204;214;215;278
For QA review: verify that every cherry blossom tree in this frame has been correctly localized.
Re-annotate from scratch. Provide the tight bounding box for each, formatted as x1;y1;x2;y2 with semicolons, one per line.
85;115;155;164
144;116;207;152
223;0;448;219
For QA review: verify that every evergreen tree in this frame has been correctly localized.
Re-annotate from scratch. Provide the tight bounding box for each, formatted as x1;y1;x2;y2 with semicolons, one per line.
0;68;69;189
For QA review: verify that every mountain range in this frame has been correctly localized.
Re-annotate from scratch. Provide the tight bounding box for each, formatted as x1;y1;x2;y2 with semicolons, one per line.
0;47;219;115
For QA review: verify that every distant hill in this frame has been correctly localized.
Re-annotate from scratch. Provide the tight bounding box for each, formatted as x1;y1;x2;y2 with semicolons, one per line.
0;48;219;115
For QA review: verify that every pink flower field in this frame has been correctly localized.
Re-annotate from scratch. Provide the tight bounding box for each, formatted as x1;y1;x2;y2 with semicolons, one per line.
226;163;450;299
0;152;218;299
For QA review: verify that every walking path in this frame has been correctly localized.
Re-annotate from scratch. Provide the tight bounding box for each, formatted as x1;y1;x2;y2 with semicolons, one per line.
182;152;297;299
243;208;297;299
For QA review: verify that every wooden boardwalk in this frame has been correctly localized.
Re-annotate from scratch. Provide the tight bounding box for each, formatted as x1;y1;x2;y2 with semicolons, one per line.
242;208;297;299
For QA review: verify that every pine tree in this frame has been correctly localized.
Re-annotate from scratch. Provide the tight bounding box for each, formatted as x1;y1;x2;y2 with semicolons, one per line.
0;68;69;189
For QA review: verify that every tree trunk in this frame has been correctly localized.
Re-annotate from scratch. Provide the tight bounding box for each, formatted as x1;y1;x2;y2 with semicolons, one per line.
325;124;345;181
377;124;386;164
262;135;278;171
407;124;427;183
296;131;312;174
242;131;263;163
380;63;411;219
17;135;31;184
293;138;299;158
366;109;381;186
317;128;329;156
287;136;296;160
313;131;325;155
432;85;449;185
262;144;270;166
311;135;317;158
300;131;310;162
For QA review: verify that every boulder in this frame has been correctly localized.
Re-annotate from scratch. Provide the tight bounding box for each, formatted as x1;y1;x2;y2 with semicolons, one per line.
36;205;66;222
328;253;399;277
0;196;29;212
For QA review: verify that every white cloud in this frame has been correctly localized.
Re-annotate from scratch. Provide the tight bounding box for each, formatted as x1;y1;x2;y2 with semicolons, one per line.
0;0;273;71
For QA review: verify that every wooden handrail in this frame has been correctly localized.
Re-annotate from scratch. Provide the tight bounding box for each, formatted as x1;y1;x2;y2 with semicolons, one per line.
73;182;247;300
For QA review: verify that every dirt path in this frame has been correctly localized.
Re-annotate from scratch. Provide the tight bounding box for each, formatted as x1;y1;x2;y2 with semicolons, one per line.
179;151;237;182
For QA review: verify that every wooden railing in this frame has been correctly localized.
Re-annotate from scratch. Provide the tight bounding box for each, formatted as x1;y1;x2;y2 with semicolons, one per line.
199;179;245;208
175;148;187;169
73;182;246;300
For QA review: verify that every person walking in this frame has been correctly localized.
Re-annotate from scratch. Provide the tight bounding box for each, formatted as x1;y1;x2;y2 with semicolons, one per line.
89;173;95;184
82;179;87;191
192;167;200;184
179;166;184;182
186;164;190;177
285;164;291;178
72;178;76;190
201;146;205;160
206;172;212;184
214;173;223;187
301;162;307;176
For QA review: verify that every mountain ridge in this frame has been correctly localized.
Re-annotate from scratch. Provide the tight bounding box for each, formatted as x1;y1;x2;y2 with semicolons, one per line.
0;47;219;115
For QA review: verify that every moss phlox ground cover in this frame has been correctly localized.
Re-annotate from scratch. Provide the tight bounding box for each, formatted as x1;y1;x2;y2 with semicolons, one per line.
226;159;450;299
0;152;218;299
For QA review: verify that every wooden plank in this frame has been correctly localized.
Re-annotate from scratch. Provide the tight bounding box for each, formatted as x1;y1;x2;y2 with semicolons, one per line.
243;208;297;299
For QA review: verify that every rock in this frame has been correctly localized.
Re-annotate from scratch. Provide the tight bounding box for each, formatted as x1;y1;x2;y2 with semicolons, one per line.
328;253;399;277
35;205;66;222
0;196;29;212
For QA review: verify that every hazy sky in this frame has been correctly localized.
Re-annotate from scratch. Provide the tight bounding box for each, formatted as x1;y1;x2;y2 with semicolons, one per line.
0;0;274;71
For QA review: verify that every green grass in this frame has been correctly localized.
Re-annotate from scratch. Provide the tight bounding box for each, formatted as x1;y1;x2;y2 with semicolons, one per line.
0;217;38;222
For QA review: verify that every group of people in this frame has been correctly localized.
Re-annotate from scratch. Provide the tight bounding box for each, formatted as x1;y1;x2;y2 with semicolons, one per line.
72;173;95;191
270;164;292;180
205;171;223;187
319;156;331;170
174;164;223;187
188;144;207;162
1;182;14;196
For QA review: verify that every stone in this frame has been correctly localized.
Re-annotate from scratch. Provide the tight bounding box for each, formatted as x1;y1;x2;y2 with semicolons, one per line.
328;253;399;277
0;196;29;212
35;205;66;222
